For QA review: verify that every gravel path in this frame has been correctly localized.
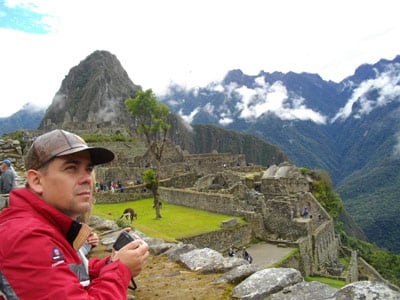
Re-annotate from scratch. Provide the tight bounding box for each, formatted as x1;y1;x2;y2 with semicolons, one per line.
245;242;295;268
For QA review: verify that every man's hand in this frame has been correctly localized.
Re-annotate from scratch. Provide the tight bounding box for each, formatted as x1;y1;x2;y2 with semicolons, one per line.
111;236;149;277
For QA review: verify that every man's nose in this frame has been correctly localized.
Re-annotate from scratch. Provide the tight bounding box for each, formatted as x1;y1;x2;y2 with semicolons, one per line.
79;169;93;185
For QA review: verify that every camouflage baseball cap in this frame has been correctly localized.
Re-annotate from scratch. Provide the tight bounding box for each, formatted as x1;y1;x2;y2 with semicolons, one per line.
25;129;115;170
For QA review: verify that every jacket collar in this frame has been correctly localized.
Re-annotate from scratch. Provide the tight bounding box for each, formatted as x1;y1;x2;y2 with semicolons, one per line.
6;188;91;251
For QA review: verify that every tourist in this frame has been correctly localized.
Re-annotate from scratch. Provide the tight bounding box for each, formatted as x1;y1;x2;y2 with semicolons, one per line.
0;159;16;194
0;129;149;299
301;207;309;218
242;247;253;263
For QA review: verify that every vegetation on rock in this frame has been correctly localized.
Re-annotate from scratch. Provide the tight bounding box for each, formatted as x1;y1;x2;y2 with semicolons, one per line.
303;167;400;287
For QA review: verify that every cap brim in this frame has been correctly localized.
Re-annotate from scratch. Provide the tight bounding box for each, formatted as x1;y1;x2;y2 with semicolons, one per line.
56;146;115;165
87;147;115;165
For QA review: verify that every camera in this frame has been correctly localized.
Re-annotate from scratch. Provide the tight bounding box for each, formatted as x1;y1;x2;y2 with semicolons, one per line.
113;231;135;251
111;231;138;290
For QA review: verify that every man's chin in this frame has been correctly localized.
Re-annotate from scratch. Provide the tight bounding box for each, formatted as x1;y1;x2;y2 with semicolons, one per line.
74;203;91;217
81;202;91;212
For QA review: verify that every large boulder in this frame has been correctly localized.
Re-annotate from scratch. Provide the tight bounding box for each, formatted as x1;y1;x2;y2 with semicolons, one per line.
179;247;247;273
232;268;303;299
269;281;337;299
213;264;261;284
331;281;400;299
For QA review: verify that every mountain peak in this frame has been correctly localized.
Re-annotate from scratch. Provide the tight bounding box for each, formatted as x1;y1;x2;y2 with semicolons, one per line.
39;50;141;130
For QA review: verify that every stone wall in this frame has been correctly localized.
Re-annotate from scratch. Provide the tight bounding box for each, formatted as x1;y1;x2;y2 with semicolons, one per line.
94;147;247;185
158;187;240;216
161;172;200;188
301;192;331;227
297;236;313;276
261;169;309;197
182;153;247;175
312;220;339;274
346;250;359;284
0;138;25;176
261;199;309;241
94;186;150;204
261;177;309;196
357;257;400;292
178;224;252;252
95;166;144;186
158;187;266;242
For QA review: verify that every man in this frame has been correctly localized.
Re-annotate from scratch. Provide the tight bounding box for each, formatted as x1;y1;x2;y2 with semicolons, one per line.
0;159;16;194
0;129;149;299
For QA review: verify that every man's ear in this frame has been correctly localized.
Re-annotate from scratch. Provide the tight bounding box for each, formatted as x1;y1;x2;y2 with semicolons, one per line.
26;169;44;195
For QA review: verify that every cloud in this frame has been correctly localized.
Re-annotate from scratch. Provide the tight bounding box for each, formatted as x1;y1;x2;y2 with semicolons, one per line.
179;107;200;124
175;76;328;125
203;103;215;115
51;92;66;111
233;78;327;124
96;98;118;122
219;110;234;126
0;0;55;34
332;64;400;122
21;101;44;112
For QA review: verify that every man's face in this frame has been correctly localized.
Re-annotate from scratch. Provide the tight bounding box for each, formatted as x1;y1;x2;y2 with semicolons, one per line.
37;151;94;219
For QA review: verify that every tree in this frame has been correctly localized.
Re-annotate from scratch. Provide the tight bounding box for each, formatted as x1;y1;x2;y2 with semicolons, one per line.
125;89;170;218
142;168;159;210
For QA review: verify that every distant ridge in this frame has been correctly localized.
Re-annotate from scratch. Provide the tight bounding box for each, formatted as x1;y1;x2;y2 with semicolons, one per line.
0;103;45;136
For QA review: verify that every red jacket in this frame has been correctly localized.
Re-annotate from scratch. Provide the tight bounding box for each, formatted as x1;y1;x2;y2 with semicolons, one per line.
0;188;131;299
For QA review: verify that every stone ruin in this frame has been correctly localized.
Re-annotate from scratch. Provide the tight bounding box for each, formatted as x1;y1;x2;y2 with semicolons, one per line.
158;162;341;277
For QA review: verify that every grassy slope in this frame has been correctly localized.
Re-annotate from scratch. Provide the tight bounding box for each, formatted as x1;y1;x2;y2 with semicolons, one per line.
91;198;246;242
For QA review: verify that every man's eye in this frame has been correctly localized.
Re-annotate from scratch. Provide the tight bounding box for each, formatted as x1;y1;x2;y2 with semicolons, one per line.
65;165;77;170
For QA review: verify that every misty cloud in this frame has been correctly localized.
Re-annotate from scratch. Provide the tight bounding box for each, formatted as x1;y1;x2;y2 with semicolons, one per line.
332;64;400;122
219;113;234;126
21;102;46;112
176;114;193;132
165;98;182;107
96;97;118;122
172;76;328;125
210;83;224;93
203;103;215;115
179;107;200;124
52;92;66;111
233;78;327;124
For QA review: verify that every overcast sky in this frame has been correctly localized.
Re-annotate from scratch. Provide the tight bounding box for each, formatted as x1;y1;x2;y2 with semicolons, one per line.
0;0;399;117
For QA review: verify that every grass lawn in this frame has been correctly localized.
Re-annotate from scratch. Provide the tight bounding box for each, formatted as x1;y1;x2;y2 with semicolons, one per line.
304;276;346;289
91;198;246;242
